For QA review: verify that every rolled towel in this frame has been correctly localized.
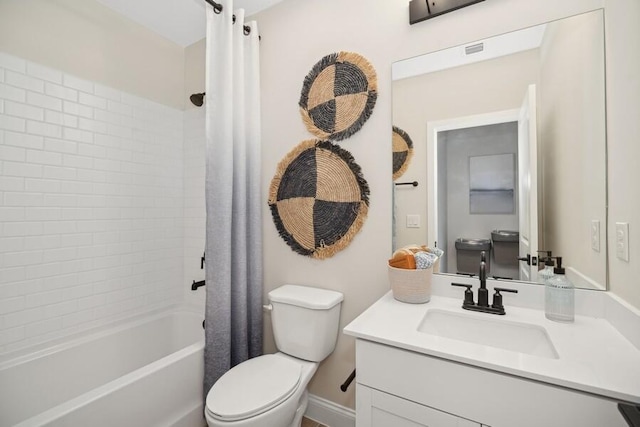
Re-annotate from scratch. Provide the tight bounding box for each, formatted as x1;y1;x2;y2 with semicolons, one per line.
389;253;416;269
401;244;427;254
392;247;414;259
414;251;438;269
427;247;444;258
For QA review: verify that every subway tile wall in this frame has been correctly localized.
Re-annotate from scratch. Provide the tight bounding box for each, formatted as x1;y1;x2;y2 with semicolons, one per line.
183;107;206;307
0;52;185;353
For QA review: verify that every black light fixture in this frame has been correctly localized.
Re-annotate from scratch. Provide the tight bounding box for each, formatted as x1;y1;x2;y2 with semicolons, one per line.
409;0;485;25
190;92;205;107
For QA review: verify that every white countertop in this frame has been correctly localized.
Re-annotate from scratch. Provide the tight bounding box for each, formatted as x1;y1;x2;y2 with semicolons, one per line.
344;291;640;404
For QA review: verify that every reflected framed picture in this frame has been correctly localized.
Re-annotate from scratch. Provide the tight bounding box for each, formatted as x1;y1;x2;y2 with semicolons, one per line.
469;153;515;214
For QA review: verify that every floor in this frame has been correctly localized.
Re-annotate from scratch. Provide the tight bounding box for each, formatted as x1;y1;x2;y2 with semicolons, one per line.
302;416;329;427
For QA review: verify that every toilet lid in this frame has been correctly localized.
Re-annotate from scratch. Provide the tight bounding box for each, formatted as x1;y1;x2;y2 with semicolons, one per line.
206;354;302;421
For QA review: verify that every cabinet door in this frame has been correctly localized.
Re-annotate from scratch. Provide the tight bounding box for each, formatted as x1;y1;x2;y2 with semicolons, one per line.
357;384;482;427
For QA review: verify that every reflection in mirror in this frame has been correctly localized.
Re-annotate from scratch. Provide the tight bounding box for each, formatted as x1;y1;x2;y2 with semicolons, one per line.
392;9;607;290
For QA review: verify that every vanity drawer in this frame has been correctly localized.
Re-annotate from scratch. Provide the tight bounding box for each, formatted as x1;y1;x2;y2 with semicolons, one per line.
356;383;484;427
355;339;627;427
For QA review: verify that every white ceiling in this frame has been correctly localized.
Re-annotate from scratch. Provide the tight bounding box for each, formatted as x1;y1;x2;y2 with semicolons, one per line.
95;0;283;47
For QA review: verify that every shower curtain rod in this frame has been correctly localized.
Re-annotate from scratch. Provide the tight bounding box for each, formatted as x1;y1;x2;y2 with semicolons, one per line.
203;0;254;36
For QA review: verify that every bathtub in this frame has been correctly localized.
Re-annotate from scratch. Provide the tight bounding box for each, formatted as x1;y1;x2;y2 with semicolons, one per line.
0;306;205;427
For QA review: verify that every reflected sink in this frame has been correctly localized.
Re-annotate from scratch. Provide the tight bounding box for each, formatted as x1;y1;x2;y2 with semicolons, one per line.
417;309;559;359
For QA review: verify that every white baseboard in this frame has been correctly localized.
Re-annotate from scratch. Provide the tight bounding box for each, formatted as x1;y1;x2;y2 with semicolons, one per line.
305;394;355;427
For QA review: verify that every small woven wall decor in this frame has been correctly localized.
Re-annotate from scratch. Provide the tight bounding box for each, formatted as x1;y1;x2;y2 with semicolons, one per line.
268;139;370;259
299;52;377;141
392;125;414;180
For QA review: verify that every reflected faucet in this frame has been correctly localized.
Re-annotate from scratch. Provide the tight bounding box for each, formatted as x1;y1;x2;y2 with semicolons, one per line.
451;251;518;315
477;251;489;307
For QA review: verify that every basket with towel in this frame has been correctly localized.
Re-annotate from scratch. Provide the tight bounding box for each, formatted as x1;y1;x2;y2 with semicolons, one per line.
388;245;443;303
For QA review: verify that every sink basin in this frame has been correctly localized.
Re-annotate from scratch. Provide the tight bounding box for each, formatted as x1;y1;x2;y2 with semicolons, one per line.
417;309;559;359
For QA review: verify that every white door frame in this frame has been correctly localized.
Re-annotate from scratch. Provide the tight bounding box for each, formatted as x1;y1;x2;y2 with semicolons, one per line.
426;109;520;251
517;84;539;282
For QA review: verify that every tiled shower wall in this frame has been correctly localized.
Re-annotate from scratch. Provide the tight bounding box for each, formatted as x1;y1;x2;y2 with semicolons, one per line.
0;52;185;353
183;107;206;307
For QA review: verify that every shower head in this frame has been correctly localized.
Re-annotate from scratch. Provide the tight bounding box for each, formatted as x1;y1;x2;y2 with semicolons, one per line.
190;92;205;107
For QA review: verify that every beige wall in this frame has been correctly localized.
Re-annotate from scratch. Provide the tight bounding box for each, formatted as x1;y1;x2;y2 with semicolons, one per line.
244;0;638;410
605;0;640;309
0;0;185;109
392;50;540;251
539;11;607;287
185;38;207;111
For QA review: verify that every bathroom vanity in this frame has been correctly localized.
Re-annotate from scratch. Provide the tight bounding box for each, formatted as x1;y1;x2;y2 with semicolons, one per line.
344;277;640;427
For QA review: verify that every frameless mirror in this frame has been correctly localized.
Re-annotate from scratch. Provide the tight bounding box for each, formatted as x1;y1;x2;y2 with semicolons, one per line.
392;9;607;290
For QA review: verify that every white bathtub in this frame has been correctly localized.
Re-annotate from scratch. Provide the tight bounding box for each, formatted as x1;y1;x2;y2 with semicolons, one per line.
0;306;206;427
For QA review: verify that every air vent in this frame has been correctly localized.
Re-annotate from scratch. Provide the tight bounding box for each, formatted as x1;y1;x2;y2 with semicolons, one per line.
465;42;484;55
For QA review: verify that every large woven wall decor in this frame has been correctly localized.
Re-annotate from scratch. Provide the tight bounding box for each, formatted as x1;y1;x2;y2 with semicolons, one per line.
299;52;377;141
268;139;370;259
392;125;414;180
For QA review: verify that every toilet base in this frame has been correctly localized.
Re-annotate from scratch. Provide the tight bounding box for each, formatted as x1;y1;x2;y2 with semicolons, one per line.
291;390;309;427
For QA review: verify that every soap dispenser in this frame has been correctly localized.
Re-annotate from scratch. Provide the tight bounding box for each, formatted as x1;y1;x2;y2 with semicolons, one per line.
544;256;575;323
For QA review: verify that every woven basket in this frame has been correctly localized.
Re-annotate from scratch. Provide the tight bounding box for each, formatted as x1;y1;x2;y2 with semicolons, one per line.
388;266;432;304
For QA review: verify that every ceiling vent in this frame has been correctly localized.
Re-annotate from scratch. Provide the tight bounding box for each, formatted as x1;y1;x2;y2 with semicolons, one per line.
465;42;484;55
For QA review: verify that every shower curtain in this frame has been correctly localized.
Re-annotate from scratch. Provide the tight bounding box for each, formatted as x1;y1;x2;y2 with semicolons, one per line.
203;2;262;395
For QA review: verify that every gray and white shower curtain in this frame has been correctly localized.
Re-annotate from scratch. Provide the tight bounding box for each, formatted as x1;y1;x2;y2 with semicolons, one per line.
203;2;262;395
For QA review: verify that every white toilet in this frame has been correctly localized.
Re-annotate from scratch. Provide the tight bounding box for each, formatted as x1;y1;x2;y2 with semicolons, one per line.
205;284;344;427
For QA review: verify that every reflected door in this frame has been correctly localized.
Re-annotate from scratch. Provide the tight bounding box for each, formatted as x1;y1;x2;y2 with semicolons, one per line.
517;84;539;281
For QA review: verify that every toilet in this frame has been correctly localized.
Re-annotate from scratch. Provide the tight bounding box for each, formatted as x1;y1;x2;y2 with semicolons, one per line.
205;284;344;427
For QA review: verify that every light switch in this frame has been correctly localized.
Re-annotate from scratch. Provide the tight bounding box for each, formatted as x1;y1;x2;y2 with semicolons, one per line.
406;214;420;228
591;220;600;252
615;222;629;262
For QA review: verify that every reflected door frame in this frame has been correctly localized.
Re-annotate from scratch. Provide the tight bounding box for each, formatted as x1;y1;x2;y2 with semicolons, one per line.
426;109;520;271
517;84;539;282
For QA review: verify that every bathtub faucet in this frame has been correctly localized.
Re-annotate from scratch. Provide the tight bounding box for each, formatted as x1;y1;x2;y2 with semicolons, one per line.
191;280;205;291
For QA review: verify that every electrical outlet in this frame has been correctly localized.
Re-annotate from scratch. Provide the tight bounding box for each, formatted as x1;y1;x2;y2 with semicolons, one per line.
615;222;629;262
591;220;600;252
406;214;421;228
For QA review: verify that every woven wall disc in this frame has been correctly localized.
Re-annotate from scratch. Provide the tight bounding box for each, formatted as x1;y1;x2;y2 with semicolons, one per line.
392;125;414;180
299;52;377;141
268;139;370;259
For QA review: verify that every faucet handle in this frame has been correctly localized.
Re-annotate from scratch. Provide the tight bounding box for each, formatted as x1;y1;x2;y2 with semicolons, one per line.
451;283;475;306
491;287;518;311
494;287;518;293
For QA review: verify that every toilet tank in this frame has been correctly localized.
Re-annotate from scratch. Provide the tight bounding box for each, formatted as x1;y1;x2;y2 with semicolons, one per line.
268;285;344;362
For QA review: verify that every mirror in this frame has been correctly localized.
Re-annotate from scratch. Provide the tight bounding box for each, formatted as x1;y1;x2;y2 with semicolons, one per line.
392;9;607;290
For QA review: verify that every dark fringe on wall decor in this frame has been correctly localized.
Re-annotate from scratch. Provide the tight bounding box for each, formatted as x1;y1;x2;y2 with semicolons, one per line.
392;125;414;180
268;139;370;259
299;52;378;142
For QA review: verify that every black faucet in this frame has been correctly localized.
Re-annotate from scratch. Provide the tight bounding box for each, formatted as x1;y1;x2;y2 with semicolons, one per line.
477;251;489;307
452;251;518;315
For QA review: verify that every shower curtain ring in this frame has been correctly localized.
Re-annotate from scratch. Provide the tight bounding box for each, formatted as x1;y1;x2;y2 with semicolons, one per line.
208;0;223;14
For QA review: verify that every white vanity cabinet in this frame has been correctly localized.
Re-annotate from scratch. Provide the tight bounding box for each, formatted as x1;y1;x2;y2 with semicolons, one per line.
354;339;627;427
357;384;484;426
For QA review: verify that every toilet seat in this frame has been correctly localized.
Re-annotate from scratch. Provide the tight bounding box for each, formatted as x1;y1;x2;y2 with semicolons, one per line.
206;354;302;422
